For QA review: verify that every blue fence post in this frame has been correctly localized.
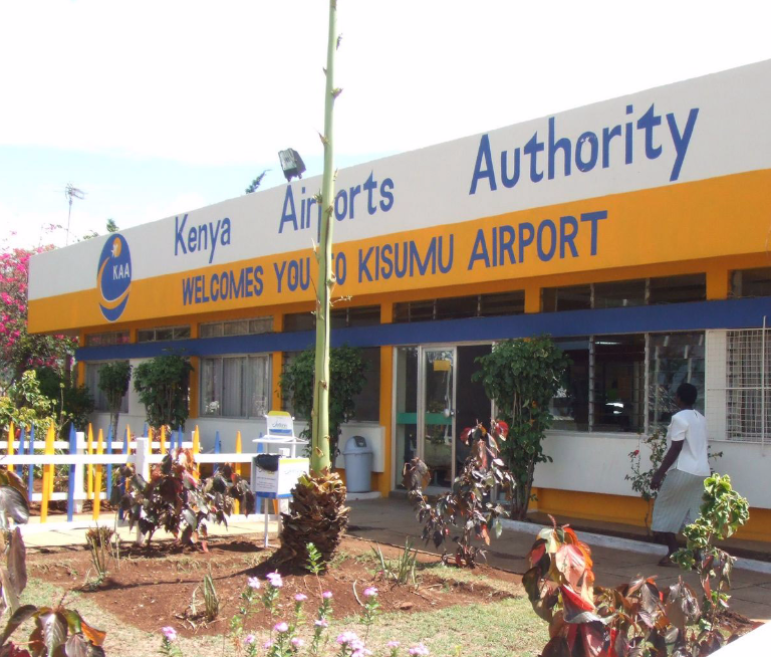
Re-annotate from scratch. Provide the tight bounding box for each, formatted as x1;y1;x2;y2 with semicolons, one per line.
142;422;148;437
105;426;113;502
67;424;77;522
27;425;35;499
213;431;221;473
18;427;26;476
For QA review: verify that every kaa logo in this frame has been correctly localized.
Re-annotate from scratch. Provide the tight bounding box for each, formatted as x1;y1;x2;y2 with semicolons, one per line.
97;234;132;321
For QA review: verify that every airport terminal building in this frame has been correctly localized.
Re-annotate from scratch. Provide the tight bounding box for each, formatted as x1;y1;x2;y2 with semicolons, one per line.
28;60;771;541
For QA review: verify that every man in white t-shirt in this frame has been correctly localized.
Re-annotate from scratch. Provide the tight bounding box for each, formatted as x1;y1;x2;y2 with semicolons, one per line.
650;382;710;566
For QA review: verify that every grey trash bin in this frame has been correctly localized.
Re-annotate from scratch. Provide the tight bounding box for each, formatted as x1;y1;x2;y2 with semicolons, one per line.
342;436;373;493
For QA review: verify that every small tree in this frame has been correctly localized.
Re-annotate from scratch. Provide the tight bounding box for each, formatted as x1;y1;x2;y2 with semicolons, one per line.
245;170;268;194
473;336;569;519
133;353;193;430
281;345;366;458
98;361;131;441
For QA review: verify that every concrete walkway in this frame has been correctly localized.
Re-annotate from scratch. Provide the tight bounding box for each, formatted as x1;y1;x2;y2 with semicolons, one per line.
346;498;771;622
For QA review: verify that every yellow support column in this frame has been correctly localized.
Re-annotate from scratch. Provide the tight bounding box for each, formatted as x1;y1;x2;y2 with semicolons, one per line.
707;265;730;300
377;301;394;496
86;424;94;501
7;421;14;474
93;429;104;521
272;313;284;412
40;423;55;523
234;431;242;515
524;283;542;314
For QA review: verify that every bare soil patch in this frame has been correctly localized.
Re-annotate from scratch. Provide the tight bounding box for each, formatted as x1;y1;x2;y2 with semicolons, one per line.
27;535;521;638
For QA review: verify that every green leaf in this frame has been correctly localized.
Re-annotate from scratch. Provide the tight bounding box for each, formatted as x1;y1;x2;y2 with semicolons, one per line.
39;611;67;657
0;604;38;646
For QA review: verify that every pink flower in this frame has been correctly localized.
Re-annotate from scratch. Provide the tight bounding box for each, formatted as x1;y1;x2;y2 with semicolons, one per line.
363;586;378;598
161;626;177;642
294;593;308;602
274;622;289;633
387;641;400;648
291;637;305;648
247;576;261;590
267;571;283;588
314;619;329;628
243;634;256;645
263;639;274;649
322;590;333;599
337;631;361;646
409;644;429;656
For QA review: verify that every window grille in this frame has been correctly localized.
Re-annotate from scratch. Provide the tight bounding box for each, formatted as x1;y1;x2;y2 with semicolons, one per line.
725;325;770;443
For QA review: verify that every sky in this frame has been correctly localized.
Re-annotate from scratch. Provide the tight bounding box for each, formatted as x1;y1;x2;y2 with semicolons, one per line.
1;0;771;249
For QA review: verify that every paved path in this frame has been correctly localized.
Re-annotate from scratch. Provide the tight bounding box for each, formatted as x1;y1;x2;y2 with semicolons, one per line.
347;498;771;622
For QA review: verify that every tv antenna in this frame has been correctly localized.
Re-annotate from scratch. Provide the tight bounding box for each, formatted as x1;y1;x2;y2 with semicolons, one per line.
64;183;86;245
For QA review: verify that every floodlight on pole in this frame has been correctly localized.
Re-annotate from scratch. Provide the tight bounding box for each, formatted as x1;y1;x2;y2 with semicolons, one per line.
278;149;306;183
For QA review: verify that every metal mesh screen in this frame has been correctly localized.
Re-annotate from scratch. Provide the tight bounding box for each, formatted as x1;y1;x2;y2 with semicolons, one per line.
726;328;770;443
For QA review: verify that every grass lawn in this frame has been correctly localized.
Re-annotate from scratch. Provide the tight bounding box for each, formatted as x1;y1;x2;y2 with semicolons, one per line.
20;554;548;657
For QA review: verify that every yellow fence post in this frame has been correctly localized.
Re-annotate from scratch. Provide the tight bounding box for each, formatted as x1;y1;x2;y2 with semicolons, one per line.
148;426;154;453
234;431;242;515
87;424;94;501
7;421;14;475
93;429;104;521
40;423;55;523
160;425;166;455
193;425;200;476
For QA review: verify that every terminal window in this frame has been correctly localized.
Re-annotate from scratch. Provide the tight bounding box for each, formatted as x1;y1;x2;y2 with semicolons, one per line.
281;347;380;423
393;291;524;323
551;331;705;433
731;267;771;298
543;274;706;312
85;361;129;413
200;354;271;418
84;331;130;347
137;326;191;342
199;317;273;338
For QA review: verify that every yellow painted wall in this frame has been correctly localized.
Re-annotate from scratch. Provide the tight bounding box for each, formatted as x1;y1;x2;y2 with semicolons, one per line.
535;488;771;542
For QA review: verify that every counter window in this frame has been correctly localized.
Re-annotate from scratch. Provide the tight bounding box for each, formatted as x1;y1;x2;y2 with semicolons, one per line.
551;331;705;434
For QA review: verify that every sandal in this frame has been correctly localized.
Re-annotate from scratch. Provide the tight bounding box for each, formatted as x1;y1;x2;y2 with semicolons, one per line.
658;555;676;567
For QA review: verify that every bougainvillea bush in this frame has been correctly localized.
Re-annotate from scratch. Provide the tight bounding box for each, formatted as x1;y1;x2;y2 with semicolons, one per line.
0;245;76;388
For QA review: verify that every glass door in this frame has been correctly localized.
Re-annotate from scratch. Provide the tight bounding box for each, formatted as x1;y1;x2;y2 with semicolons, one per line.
419;347;456;487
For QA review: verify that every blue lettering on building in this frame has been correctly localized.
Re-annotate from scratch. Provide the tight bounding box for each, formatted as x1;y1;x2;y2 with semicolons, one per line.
467;211;608;270
182;264;263;306
469;104;699;194
174;214;232;263
279;171;396;234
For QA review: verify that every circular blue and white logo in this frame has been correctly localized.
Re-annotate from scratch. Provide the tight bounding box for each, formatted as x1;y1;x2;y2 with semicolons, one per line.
97;234;132;322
